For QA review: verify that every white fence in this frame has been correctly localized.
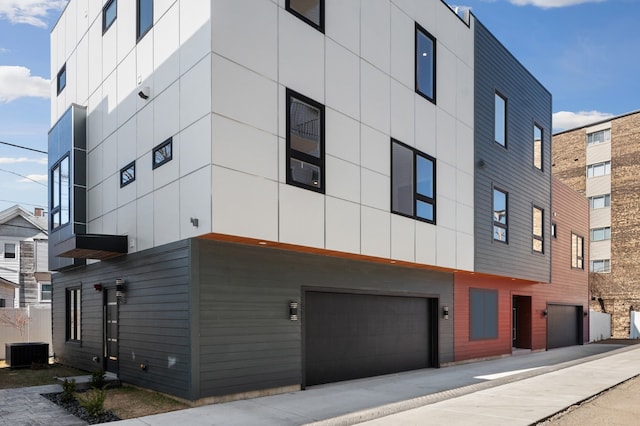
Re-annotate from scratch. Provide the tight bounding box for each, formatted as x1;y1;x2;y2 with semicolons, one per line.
589;310;611;342
0;305;52;359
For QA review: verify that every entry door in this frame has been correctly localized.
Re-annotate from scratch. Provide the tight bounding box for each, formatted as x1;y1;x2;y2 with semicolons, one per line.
104;289;119;374
512;296;532;349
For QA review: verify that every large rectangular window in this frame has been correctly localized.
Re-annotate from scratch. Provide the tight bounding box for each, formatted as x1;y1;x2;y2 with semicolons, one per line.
50;155;70;230
4;243;16;259
532;206;544;253
493;188;508;243
391;140;436;224
533;124;543;170
589;194;611;209
66;288;81;342
415;23;436;103
57;64;66;95
590;227;611;241
590;259;611;273
494;92;507;147
571;233;584;269
286;0;323;32
470;289;498;340
137;0;153;41
587;129;611;146
587;161;611;178
286;89;324;193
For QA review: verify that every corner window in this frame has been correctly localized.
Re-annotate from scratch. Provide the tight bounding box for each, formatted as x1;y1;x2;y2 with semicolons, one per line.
590;227;611;241
571;233;584;269
286;89;324;193
4;243;16;259
137;0;153;41
590;259;611;273
391;140;436;223
587;129;610;146
494;92;507;147
415;23;436;103
57;64;66;95
587;161;611;178
589;194;611;209
470;288;498;340
533;124;543;170
493;188;508;243
532;206;544;253
286;0;323;32
152;137;172;169
40;283;52;303
103;0;117;33
120;161;136;187
50;155;70;230
66;288;81;342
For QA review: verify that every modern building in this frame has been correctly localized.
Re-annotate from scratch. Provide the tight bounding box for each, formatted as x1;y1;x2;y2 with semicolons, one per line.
0;205;50;308
49;0;586;402
553;110;640;338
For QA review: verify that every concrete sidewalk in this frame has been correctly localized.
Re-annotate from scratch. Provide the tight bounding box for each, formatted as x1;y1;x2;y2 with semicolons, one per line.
105;343;640;426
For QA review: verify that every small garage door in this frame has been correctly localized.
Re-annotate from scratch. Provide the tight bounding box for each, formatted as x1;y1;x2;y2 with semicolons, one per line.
547;304;582;349
304;291;436;387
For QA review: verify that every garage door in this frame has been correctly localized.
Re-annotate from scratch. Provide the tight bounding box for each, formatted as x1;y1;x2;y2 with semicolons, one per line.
547;305;582;349
304;291;436;387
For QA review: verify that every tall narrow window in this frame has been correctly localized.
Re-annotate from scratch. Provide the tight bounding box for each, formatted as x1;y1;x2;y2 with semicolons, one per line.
470;289;498;340
587;161;611;178
391;140;436;223
57;64;66;95
66;288;81;342
137;0;153;41
494;92;507;146
571;233;584;269
532;206;544;253
4;243;16;259
103;0;117;33
533;124;543;170
415;23;436;103
50;155;70;230
286;0;323;32
493;188;508;242
286;89;324;193
40;283;52;302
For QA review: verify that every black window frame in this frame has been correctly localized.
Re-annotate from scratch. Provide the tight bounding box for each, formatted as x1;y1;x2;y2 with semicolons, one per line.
470;288;498;340
136;0;153;42
415;22;436;104
391;139;437;224
57;63;66;95
493;187;508;243
286;88;325;193
494;91;507;147
285;0;324;32
4;243;16;259
551;222;557;239
571;233;584;270
102;0;117;33
152;137;173;169
66;288;81;342
532;205;544;253
50;153;70;231
120;161;136;188
533;123;543;171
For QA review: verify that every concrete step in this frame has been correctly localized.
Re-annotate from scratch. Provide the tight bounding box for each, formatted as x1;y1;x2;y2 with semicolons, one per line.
56;372;120;391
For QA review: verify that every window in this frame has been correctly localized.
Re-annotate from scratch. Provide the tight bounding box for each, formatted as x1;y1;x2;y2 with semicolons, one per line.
120;161;135;187
587;129;611;146
286;0;323;32
57;64;66;95
103;0;117;33
591;259;611;273
589;194;611;209
391;140;436;223
532;206;544;253
493;188;508;242
137;0;153;41
4;243;16;259
551;222;557;239
40;283;52;303
470;289;498;340
590;227;611;241
415;23;436;103
0;299;5;308
152;137;172;169
286;89;324;193
50;155;70;230
494;92;507;146
587;161;611;178
66;288;81;341
571;233;584;269
533;124;543;170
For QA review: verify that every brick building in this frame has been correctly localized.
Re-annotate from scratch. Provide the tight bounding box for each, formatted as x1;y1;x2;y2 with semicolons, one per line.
553;110;640;337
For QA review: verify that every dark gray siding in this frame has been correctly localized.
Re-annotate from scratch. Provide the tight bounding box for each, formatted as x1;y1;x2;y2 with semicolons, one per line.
194;239;454;399
51;240;192;399
474;21;553;282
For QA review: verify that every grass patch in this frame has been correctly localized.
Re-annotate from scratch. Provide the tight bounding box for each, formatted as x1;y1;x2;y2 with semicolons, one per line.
0;363;87;389
104;385;188;419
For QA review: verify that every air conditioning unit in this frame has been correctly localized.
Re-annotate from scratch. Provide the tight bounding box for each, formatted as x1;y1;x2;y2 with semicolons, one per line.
5;343;49;368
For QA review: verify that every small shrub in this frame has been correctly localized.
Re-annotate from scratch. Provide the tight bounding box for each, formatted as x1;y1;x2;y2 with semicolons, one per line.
90;369;106;389
61;378;76;403
78;388;106;417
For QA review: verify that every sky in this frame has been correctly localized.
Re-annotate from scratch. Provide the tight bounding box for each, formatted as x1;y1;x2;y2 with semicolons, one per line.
0;0;638;214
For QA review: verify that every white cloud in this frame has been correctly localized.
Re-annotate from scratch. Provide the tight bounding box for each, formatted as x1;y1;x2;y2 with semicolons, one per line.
0;66;50;103
0;0;67;28
18;174;47;183
552;110;614;131
0;47;8;54
509;0;605;8
0;157;48;165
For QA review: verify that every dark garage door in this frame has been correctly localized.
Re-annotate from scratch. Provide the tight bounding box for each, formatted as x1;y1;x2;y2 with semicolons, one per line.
547;305;582;349
304;291;435;387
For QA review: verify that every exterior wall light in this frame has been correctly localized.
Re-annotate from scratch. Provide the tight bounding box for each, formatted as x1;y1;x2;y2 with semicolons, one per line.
442;305;449;320
93;283;103;292
115;279;126;302
289;301;298;321
543;309;548;318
